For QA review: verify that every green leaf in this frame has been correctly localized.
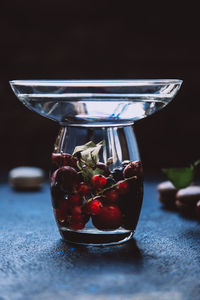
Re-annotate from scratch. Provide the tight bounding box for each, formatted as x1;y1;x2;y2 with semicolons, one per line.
72;141;96;156
82;167;105;183
162;166;194;189
73;140;105;168
81;148;96;167
90;141;105;163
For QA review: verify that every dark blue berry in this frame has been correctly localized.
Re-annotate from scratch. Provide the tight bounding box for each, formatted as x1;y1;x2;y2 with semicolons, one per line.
112;168;124;182
105;177;116;188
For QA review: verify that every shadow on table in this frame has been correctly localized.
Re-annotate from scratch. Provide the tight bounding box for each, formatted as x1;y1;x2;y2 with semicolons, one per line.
52;238;143;269
180;228;200;241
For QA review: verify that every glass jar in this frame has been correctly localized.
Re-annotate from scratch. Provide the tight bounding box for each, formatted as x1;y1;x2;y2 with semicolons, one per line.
10;79;182;245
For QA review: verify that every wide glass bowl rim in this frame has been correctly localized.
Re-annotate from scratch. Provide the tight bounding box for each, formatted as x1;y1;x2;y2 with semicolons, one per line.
9;79;182;87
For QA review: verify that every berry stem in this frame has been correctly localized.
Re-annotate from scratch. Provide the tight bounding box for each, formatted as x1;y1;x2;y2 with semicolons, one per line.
98;175;137;194
77;160;83;170
86;175;137;203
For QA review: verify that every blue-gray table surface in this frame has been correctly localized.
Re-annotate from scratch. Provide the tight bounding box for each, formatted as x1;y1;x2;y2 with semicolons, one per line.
0;174;200;300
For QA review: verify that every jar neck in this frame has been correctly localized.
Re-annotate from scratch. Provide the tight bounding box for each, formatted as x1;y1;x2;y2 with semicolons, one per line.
53;126;140;169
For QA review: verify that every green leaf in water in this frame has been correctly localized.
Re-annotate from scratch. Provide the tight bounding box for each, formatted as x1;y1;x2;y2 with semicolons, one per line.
73;140;105;181
72;141;97;156
82;167;105;183
162;166;195;189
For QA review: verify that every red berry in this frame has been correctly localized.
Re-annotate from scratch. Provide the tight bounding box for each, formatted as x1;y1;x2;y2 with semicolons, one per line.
69;222;85;230
87;197;103;215
96;162;110;176
117;180;129;195
71;205;82;215
62;153;78;169
51;191;66;209
50;170;66;199
69;205;89;230
92;175;107;189
78;182;91;196
71;213;84;223
92;205;122;230
52;153;63;169
52;153;78;169
123;160;143;178
68;194;83;206
54;201;70;222
59;200;70;211
71;205;90;222
55;166;79;192
50;169;58;184
105;189;119;203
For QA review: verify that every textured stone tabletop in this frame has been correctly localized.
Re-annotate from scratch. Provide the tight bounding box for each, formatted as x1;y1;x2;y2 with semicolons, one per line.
0;174;200;300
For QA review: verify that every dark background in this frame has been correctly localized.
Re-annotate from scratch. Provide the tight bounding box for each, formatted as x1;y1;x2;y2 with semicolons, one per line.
1;1;200;172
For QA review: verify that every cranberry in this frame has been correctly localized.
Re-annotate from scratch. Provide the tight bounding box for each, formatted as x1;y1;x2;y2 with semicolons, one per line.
87;197;103;215
72;206;87;220
68;194;83;206
55;166;79;192
51;192;66;209
69;222;85;230
52;153;78;167
71;205;82;215
73;206;90;224
96;162;110;176
63;153;78;169
71;213;84;223
123;160;143;178
105;189;119;203
92;205;122;230
52;153;63;170
117;180;129;195
92;175;107;189
78;182;91;196
54;201;70;222
50;175;66;204
50;169;58;184
69;205;89;229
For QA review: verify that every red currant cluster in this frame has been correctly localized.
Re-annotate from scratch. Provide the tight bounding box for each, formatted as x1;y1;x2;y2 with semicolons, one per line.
51;153;143;231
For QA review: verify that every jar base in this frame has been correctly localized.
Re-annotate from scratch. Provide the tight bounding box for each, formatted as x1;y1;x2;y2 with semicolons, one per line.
59;228;134;246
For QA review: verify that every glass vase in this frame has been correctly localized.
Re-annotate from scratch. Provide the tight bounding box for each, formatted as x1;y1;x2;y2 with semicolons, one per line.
10;79;182;245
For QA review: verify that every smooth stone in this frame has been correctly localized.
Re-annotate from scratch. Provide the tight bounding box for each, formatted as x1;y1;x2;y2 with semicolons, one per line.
157;181;177;207
176;185;200;206
9;166;45;190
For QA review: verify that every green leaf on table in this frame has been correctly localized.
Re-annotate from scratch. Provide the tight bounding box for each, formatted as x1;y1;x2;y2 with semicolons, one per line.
162;166;195;189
